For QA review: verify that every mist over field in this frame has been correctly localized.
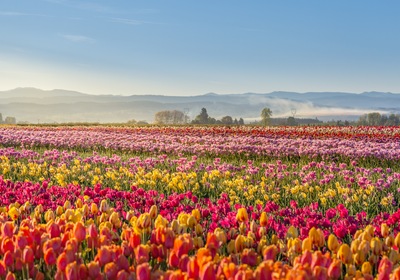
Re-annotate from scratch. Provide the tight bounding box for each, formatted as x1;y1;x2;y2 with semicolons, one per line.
0;88;398;124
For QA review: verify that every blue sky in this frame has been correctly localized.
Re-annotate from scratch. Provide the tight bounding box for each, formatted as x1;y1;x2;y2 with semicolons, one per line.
1;1;399;96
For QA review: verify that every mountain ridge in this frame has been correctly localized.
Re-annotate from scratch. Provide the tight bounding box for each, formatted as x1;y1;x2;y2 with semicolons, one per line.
0;88;399;123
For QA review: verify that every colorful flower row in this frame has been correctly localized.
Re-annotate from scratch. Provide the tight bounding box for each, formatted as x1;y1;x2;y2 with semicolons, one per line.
1;200;400;279
1;126;400;160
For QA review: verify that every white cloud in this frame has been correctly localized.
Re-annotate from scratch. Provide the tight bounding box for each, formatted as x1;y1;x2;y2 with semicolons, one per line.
0;11;50;17
109;17;147;25
61;34;95;43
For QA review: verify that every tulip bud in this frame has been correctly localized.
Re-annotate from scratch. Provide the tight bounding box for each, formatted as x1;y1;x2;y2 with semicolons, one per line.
63;200;71;210
370;237;382;255
55;206;63;216
187;216;197;228
73;222;86;242
395;232;400;248
99;199;109;213
171;220;180;234
44;210;55;222
250;221;258;234
192;209;201;222
149;205;158;219
263;245;278;261
259;212;268;227
389;249;399;263
1;222;14;238
235;235;246;253
136;263;151;280
8;207;19;221
328;234;340;252
287;226;299;239
327;259;342;279
90;203;98;215
381;223;390;238
227;240;235;254
195;224;203;236
75;198;83;209
386;234;395;247
338;244;352;264
109;212;121;228
361;261;372;275
346;264;356;277
378;256;392;279
236;208;248;223
44;248;57;266
302;237;312;252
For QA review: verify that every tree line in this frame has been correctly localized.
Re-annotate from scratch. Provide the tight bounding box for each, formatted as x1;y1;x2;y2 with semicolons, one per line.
357;112;400;126
0;113;16;124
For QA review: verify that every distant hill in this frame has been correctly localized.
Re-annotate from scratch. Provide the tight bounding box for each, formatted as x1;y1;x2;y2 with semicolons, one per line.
0;88;399;123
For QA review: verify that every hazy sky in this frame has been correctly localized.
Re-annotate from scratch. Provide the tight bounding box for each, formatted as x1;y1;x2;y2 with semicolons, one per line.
1;1;399;96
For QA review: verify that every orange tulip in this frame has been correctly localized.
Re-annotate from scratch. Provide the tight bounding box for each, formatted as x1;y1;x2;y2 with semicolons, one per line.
187;257;200;279
0;260;6;277
378;256;392;279
116;270;129;280
87;261;101;279
104;262;119;279
242;248;258;267
263;245;278;261
200;262;216;280
47;222;61;239
57;252;68;272
96;247;112;267
327;259;342;279
73;222;86;242
135;244;150;264
196;248;213;268
1;222;14;238
168;250;179;268
3;251;13;267
129;231;141;249
22;247;34;264
5;272;16;280
221;260;238;279
136;263;151;280
65;261;79;280
313;266;328;280
44;248;57;266
2;237;15;254
254;261;273;280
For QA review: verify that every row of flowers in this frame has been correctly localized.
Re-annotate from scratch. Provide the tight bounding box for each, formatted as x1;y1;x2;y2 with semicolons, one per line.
3;178;400;242
1;197;400;279
1;126;400;160
0;146;399;215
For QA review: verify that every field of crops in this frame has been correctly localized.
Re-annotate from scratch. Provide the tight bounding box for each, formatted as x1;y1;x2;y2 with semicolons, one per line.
0;125;400;279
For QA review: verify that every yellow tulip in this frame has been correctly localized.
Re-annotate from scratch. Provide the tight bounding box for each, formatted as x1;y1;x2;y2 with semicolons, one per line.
8;206;19;221
361;261;372;275
381;223;390;238
236;208;248;223
328;234;340;252
338;244;352;264
259;212;268;227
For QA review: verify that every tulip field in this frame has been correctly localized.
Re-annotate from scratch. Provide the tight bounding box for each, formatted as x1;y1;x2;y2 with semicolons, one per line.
1;125;400;280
